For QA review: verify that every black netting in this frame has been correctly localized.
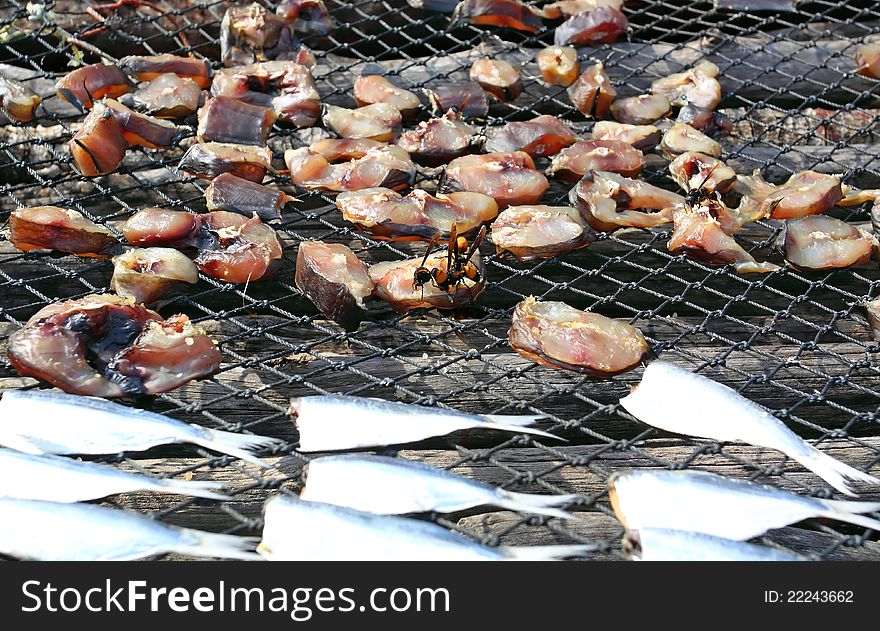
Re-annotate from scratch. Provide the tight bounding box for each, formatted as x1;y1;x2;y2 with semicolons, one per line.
1;0;880;560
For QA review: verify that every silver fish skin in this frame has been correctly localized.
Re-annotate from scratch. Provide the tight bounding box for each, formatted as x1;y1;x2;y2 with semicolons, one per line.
619;361;879;496
301;454;579;519
0;390;284;467
0;499;260;560
609;469;880;541
0;448;229;502
289;395;560;452
258;495;592;561
623;528;806;561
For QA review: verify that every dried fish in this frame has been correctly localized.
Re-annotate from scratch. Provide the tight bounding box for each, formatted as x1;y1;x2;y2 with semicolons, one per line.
569;170;683;232
284;140;415;192
0;75;41;122
443;151;549;208
118;73;202;119
6;294;222;397
220;2;303;67
509;296;647;375
0;448;227;503
276;0;334;34
289;394;558;452
668;152;736;195
369;250;485;312
855;43;880;80
296;241;373;331
0;389;283;467
491;205;593;261
735;170;844;220
197;95;277;146
397;109;482;166
322;103;403;142
111;247;200;304
536;45;580;86
621;361;880;495
424;82;489;119
470;57;523;101
610;94;671;125
659;122;722;158
567;62;616;118
676;103;733;137
69;101;128;176
453;0;543;33
547;139;645;181
784;215;877;271
56;63;135;111
863;296;880;342
591;121;661;152
484;115;578;157
205;172;293;221
336;187;498;240
554;6;629;46
651;61;721;110
301;454;579;519
542;0;623;19
259;495;588;560
178;142;273;182
354;75;421;116
609;469;880;540
623;528;805;562
211;60;320;126
668;202;780;274
0;499;258;561
118;54;213;88
104;98;188;149
122;206;199;246
9;206;118;258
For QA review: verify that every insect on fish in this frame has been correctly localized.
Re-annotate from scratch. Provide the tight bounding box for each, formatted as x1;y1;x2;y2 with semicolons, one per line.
288;395;561;452
258;495;592;561
0;499;259;561
608;469;880;541
301;454;579;520
622;528;806;562
0;390;284;468
0;448;229;502
619;362;880;495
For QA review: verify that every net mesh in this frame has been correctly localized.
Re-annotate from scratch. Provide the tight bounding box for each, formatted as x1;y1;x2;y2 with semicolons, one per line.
1;0;880;560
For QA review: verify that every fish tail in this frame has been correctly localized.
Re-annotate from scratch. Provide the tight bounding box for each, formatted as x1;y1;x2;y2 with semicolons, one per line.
172;531;262;560
193;428;285;468
795;448;880;496
502;544;596;561
495;491;581;521
480;415;564;441
149;478;231;501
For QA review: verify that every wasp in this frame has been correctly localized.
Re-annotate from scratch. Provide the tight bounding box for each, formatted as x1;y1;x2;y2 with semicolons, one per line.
412;223;486;293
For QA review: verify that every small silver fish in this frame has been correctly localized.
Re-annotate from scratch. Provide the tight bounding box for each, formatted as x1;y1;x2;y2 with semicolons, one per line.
258;495;593;561
623;528;806;561
0;447;228;502
609;469;880;541
0;499;259;560
0;390;284;467
301;454;579;519
620;361;879;495
289;395;560;452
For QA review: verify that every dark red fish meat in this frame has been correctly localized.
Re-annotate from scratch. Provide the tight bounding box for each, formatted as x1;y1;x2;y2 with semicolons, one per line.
56;64;135;111
423;82;489;120
118;54;213;89
68;101;128;177
7;294;221;397
197;96;277;146
295;241;374;331
484;115;578;157
276;0;334;33
9;206;118;258
553;7;629;46
453;0;543;33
